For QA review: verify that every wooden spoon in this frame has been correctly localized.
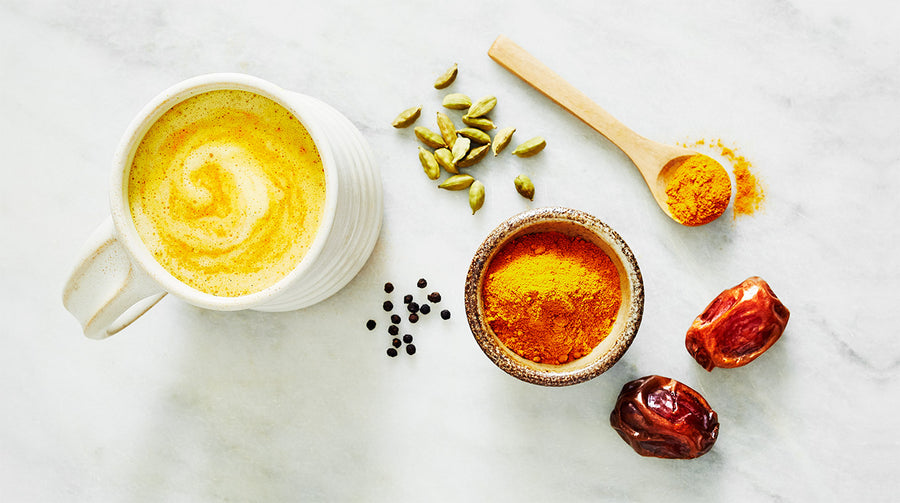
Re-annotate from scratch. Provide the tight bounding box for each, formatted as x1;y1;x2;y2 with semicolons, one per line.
488;35;730;225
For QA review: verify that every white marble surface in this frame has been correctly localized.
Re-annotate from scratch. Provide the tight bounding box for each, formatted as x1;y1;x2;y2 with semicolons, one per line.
2;1;898;501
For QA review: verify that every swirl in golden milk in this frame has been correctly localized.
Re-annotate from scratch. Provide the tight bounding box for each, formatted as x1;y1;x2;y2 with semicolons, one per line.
128;90;326;297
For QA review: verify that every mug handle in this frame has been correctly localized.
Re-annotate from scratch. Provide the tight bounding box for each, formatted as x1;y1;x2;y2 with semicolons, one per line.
63;218;166;339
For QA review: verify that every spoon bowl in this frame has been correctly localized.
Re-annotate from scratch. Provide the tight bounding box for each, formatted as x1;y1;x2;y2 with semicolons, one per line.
488;35;731;226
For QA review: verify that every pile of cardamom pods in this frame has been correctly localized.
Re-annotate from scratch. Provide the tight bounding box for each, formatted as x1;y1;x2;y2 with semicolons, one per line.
392;63;545;214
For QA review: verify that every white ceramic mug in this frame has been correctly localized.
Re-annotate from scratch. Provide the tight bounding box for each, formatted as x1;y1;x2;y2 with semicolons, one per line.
63;73;382;339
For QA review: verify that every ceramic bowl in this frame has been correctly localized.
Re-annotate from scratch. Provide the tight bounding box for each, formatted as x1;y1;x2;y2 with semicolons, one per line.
464;207;644;386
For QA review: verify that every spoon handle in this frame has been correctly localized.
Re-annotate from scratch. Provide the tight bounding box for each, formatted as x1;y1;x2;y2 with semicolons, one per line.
488;35;652;161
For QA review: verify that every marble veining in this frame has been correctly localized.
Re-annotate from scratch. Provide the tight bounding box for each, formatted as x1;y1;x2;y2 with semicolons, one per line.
2;0;898;501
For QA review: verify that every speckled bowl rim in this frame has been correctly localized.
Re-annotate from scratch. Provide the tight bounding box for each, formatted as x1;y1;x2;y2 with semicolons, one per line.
465;207;644;386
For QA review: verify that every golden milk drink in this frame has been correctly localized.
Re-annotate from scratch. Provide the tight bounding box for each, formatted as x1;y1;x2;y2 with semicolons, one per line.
128;90;326;297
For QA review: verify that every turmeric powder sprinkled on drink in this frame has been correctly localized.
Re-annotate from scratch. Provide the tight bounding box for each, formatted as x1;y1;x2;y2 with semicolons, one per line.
482;231;621;364
682;139;765;218
664;154;731;226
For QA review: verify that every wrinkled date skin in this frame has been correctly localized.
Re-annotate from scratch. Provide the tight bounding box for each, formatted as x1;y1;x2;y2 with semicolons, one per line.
610;375;719;459
686;276;790;371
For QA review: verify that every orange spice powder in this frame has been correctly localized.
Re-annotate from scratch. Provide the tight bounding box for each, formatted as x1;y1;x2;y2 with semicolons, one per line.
682;139;765;218
482;231;622;365
665;154;732;226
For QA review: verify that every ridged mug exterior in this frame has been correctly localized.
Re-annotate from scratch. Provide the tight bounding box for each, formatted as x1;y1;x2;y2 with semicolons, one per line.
253;91;382;311
64;73;382;338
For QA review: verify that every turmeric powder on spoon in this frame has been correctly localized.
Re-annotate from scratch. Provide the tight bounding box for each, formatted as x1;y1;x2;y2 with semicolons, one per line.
664;154;732;226
681;139;766;219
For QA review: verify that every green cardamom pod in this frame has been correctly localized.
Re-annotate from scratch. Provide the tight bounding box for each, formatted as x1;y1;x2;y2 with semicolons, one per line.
512;136;546;157
514;174;535;200
442;93;472;110
414;126;447;149
469;180;485;214
451;137;471;164
434;148;458;174
433;63;458;89
457;144;489;168
439;174;475;191
461;114;495;131
492;127;516;156
418;147;441;180
392;106;422;128
436;112;456;149
467;96;497;118
457;128;492;145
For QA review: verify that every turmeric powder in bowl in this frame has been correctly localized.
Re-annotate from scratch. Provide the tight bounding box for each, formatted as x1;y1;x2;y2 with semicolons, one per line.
465;207;644;387
482;231;621;365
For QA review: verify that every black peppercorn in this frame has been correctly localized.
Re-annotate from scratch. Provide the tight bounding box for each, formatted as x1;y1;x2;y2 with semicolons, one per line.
392;338;402;348
403;334;413;344
407;302;419;313
387;348;398;357
366;320;376;330
384;282;394;293
409;313;419;323
383;301;393;312
427;292;442;303
417;278;427;288
419;304;431;315
388;325;399;336
403;294;413;304
406;344;416;355
440;309;451;320
390;314;401;324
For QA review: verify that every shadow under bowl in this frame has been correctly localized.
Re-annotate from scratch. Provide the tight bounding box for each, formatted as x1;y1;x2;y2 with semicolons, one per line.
464;207;644;386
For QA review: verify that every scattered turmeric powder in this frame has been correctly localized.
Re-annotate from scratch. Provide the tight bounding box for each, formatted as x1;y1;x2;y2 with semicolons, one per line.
482;231;621;365
664;154;731;226
682;139;765;218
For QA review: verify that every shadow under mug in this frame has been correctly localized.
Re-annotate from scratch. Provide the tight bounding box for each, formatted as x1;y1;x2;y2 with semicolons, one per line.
63;73;383;339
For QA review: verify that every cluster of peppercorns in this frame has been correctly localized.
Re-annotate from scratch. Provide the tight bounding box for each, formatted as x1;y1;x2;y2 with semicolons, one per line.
366;277;451;357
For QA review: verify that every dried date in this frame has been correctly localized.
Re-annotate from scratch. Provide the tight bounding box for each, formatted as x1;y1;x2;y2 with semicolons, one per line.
610;375;718;459
686;276;790;371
